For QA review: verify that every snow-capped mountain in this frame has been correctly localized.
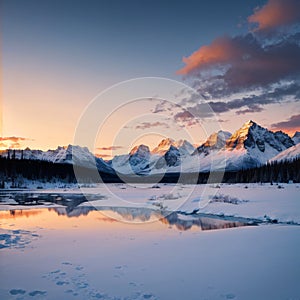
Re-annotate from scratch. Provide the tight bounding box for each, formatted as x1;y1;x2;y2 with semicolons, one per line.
194;131;231;155
155;145;181;168
108;121;296;174
1;120;297;176
217;121;294;170
111;139;195;175
225;121;294;151
292;132;300;145
111;145;153;175
175;140;195;155
269;143;300;163
152;138;195;155
129;145;151;174
153;121;295;172
152;138;175;155
1;145;114;174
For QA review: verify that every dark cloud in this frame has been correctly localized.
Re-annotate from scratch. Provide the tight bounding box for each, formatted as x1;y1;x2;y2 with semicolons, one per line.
186;82;300;116
152;101;169;114
271;114;300;130
218;119;229;123
179;33;300;91
176;0;300;117
236;105;264;115
174;111;200;127
174;111;194;122
135;121;170;130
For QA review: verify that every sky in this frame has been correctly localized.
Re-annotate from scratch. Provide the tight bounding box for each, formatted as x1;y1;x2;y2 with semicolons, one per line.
1;0;300;158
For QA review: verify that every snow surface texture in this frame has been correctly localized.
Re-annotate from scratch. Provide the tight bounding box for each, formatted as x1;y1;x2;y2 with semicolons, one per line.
1;183;300;224
84;183;300;224
0;183;300;300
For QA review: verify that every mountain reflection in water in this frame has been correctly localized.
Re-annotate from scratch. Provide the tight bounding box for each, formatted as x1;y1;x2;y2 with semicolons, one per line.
3;206;252;231
0;192;257;231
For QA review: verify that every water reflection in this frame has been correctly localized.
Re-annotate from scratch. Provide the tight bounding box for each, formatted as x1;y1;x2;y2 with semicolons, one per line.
0;192;257;231
1;192;104;214
1;206;253;231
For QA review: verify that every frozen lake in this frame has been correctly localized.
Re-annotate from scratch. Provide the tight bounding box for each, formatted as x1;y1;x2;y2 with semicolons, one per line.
0;184;300;299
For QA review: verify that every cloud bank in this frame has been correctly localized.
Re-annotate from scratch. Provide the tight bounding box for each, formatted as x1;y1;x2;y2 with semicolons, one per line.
0;136;32;149
176;0;300;120
96;146;124;151
135;121;170;130
271;114;300;132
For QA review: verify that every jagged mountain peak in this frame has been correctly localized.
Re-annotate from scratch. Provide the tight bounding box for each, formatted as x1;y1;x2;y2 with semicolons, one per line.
293;131;300;137
225;121;294;154
172;139;188;147
204;130;232;147
292;131;300;144
152;138;175;155
245;119;256;125
226;121;266;150
158;138;175;146
129;144;150;156
2;120;297;175
152;138;194;155
128;145;150;174
173;140;195;155
194;130;231;155
232;120;259;136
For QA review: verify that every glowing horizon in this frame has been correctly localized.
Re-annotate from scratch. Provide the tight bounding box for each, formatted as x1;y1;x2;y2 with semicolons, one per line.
1;0;300;156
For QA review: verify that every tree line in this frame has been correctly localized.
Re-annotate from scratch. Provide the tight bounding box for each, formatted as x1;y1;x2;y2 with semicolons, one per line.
0;153;299;187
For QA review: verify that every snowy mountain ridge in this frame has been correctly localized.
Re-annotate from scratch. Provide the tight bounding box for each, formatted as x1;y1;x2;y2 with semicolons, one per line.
269;143;300;163
292;131;300;145
0;145;115;174
1;120;298;174
152;138;195;155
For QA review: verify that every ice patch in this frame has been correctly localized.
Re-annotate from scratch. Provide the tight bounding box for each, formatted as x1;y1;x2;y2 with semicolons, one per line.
28;290;47;297
9;289;26;295
0;229;39;249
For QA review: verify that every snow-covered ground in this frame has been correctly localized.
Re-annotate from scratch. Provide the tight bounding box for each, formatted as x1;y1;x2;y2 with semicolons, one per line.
0;183;300;299
2;182;298;223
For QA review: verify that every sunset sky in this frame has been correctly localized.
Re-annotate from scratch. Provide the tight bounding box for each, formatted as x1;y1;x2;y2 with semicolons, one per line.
1;0;300;158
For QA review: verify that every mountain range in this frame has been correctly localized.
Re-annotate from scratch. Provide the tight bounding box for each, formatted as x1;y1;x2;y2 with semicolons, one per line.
1;121;299;175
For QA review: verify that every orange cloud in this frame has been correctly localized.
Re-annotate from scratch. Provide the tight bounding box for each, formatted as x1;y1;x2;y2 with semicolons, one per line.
95;153;113;160
0;136;27;142
0;136;32;150
248;0;300;32
177;32;300;90
271;114;300;134
96;146;123;151
177;36;243;75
